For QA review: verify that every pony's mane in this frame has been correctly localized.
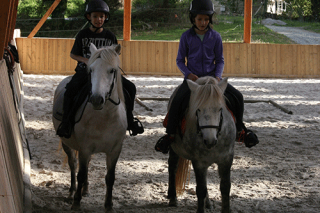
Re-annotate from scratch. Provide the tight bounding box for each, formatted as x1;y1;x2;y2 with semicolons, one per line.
186;77;225;124
88;45;125;103
88;45;120;68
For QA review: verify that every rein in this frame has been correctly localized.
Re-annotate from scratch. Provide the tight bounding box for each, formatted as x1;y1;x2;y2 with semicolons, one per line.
196;108;223;137
105;70;120;105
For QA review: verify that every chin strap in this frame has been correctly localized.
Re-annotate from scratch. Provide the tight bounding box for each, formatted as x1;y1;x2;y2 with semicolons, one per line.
192;24;210;32
89;21;103;33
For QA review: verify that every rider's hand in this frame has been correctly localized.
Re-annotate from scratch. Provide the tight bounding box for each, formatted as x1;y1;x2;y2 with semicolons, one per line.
187;73;198;82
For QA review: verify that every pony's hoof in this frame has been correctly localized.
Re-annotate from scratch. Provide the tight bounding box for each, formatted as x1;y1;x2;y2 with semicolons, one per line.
64;196;73;204
71;202;81;211
82;192;90;197
205;198;213;209
168;197;178;207
105;206;116;213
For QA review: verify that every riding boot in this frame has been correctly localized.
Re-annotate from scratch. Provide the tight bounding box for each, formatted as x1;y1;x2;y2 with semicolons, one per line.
126;110;144;136
237;126;259;148
56;96;74;138
155;134;175;154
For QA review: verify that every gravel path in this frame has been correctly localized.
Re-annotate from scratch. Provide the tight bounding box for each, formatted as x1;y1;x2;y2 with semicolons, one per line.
264;25;320;45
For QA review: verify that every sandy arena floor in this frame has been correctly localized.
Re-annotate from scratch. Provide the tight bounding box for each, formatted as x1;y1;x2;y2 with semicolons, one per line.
23;74;320;213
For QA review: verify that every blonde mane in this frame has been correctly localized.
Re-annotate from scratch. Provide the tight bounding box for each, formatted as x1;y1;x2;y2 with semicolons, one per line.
186;77;226;126
88;45;125;104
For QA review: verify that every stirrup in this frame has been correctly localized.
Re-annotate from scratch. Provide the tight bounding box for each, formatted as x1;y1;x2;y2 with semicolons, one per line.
238;129;259;148
155;135;173;154
129;118;144;136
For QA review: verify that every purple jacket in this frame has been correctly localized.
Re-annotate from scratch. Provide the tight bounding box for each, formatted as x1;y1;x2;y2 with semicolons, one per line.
176;27;224;79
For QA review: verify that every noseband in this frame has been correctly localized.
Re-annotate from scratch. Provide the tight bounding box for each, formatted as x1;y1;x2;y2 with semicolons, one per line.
196;108;223;137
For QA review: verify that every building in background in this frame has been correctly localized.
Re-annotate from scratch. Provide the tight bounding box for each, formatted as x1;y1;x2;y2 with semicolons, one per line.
267;0;287;15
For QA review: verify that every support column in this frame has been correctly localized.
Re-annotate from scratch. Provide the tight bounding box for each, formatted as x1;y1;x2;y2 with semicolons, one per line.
244;0;253;43
123;0;132;41
27;0;61;38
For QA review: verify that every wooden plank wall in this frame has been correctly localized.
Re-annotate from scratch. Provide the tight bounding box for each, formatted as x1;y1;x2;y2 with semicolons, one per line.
0;60;25;213
16;37;320;78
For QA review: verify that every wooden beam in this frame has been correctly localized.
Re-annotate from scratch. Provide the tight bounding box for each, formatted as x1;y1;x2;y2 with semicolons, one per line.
27;0;61;38
123;0;132;41
244;0;252;43
0;0;12;58
8;0;19;44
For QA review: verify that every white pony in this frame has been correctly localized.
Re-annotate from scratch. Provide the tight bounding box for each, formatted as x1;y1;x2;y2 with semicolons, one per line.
167;77;236;213
52;43;127;213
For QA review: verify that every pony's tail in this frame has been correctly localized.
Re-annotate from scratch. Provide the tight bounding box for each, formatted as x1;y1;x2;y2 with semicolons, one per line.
175;157;191;196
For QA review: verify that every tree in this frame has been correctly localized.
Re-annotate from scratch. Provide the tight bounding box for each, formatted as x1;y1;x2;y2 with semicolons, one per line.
310;0;320;20
285;0;312;20
50;0;68;18
105;0;122;14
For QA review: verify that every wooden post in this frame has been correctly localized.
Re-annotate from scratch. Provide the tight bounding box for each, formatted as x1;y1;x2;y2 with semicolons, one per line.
0;0;13;57
8;0;19;44
123;0;132;41
27;0;61;38
244;0;252;43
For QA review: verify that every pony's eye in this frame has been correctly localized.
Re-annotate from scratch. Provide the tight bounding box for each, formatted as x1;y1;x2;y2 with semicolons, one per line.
110;69;116;73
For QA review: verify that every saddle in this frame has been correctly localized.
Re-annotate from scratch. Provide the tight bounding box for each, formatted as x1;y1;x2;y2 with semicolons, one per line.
52;82;90;124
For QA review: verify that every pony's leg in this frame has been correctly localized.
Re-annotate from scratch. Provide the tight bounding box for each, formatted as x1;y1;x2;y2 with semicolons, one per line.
71;151;90;210
205;191;213;210
104;152;120;213
82;156;91;197
62;143;77;201
218;162;232;213
167;149;179;206
192;163;209;213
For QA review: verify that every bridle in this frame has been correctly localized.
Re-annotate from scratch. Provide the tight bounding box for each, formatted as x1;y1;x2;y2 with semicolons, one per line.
89;68;120;106
196;108;223;137
105;69;120;105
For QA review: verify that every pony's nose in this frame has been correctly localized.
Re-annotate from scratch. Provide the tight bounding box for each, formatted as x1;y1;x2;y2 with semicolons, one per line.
203;139;217;149
90;95;104;110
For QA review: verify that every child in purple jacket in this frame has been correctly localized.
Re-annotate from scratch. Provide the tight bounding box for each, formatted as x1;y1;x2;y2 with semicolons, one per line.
155;0;259;154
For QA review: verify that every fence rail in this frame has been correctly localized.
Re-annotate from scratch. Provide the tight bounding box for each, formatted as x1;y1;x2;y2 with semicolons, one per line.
15;37;320;78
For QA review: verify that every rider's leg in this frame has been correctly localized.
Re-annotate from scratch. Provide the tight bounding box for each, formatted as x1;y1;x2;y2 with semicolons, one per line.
155;80;191;154
56;71;88;138
121;76;144;136
224;83;259;148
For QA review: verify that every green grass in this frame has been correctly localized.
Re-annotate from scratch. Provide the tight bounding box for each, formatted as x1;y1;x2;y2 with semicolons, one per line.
280;20;320;33
118;15;296;44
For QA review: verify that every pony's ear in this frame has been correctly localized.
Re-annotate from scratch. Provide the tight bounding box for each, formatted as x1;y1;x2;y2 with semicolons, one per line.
218;77;228;93
186;79;199;92
90;43;97;53
114;44;121;55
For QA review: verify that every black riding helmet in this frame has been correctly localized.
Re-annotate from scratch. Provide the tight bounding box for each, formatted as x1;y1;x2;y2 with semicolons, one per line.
189;0;215;26
84;0;110;24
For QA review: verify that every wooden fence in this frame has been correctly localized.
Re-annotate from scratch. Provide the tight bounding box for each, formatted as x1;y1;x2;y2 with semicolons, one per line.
15;37;320;78
0;57;30;212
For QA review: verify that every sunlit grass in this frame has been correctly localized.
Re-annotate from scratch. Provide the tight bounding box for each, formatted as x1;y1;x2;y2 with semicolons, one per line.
119;15;296;44
281;20;320;33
